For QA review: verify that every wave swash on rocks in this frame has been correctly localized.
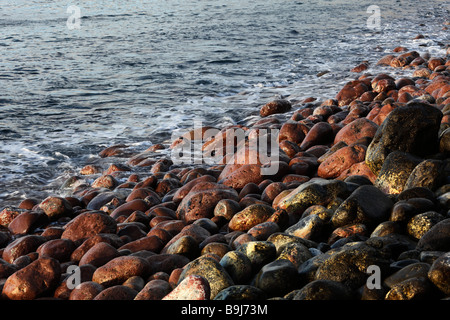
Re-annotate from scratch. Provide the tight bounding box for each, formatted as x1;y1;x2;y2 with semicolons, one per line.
1;35;450;302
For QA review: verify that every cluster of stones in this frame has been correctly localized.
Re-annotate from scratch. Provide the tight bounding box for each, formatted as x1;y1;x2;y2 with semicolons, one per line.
0;45;449;300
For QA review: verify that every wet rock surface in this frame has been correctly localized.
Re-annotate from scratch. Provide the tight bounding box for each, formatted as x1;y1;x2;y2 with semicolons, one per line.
2;257;61;300
331;185;394;228
365;101;443;176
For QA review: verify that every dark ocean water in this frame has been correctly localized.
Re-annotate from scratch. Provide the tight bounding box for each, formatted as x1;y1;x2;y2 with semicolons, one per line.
0;0;449;206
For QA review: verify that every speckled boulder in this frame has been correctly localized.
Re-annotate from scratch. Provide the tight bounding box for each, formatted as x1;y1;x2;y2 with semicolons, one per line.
235;241;277;271
228;204;275;232
374;151;422;195
404;159;445;191
92;256;151;287
428;252;450;296
219;251;253;284
365;101;442;175
291;279;353;300
315;242;390;290
39;196;73;220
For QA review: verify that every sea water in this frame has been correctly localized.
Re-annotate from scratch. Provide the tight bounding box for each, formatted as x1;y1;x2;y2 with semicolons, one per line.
0;0;448;205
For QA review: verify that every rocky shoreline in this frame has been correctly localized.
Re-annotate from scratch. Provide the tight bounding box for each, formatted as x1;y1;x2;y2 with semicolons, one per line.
1;40;450;301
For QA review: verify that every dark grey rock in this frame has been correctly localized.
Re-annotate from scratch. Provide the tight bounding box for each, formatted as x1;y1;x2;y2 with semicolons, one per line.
214;285;267;300
370;221;401;238
406;211;445;240
276;178;349;215
374;151;422;195
165;235;199;259
331;185;394;228
428;251;450;295
219;251;252;284
267;232;318;252
389;201;418;223
315;242;391;290
366;101;443;175
298;252;331;283
397;186;437;202
292;279;353;300
385;277;439;300
439;127;450;155
253;259;299;297
419;251;445;264
366;233;417;260
285;214;324;241
416;218;450;251
235;241;277;271
404;159;445;191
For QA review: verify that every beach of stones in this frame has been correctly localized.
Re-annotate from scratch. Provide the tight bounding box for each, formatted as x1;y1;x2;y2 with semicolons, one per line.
1;41;450;301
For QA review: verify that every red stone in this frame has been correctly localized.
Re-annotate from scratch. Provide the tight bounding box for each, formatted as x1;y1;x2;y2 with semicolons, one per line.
92;256;151;287
299;122;334;151
135;279;172;300
2;257;61;300
36;239;76;262
61;211;117;242
110;199;149;220
39;197;73;220
118;235;165;253
337;161;377;183
79;242;120;267
333;118;378;146
260;99;291;117
2;235;46;263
